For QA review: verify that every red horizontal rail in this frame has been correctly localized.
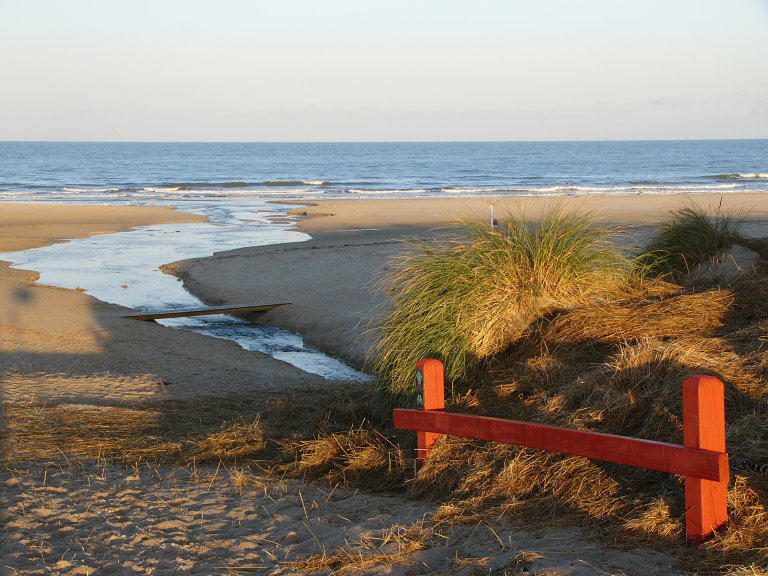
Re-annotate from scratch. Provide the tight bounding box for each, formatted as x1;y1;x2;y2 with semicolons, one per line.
393;409;729;482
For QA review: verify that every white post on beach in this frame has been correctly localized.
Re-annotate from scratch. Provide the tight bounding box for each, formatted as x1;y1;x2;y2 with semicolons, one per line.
490;205;494;228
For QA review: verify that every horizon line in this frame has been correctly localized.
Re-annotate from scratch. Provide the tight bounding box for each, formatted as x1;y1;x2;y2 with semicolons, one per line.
1;137;767;144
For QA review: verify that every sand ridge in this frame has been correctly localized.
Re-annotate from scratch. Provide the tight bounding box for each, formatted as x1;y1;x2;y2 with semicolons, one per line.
0;203;208;252
279;192;768;233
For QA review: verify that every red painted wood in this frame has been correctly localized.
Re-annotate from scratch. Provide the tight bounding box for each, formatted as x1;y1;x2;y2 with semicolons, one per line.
683;375;729;542
414;359;445;465
393;409;728;481
416;359;445;411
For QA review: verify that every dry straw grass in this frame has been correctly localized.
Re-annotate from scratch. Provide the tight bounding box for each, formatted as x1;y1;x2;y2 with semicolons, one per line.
0;401;268;465
0;387;369;468
289;522;433;574
289;425;409;492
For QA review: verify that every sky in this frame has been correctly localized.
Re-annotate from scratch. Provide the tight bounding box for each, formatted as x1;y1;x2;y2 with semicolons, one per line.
1;0;767;141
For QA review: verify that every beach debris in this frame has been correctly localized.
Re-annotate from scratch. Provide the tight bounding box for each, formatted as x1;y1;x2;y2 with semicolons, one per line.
121;284;129;289
75;286;87;292
684;244;759;284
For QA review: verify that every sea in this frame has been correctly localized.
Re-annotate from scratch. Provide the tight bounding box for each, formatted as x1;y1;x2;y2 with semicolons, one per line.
0;140;766;202
1;140;766;380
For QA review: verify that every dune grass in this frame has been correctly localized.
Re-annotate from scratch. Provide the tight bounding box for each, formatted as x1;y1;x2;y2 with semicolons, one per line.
638;202;746;279
372;207;627;399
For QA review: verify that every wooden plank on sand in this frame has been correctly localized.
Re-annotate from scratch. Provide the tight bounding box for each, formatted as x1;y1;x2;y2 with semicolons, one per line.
125;302;290;321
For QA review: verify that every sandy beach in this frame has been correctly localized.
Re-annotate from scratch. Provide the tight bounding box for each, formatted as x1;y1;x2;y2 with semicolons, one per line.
166;193;768;369
0;200;696;574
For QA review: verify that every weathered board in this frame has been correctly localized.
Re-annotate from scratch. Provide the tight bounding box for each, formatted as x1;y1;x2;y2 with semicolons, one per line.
125;302;290;321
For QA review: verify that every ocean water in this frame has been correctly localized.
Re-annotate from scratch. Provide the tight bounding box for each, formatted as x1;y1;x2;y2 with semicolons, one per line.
0;140;766;202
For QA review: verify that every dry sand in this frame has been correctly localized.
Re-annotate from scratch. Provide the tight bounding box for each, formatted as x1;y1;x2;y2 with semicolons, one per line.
281;193;768;232
0;204;206;252
1;462;677;576
0;201;695;574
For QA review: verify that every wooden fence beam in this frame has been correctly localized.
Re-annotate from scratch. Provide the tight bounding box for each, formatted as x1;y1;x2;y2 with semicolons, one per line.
394;408;727;481
124;302;289;321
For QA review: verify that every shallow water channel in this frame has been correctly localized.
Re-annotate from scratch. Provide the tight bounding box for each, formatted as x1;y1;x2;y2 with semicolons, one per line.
2;200;368;381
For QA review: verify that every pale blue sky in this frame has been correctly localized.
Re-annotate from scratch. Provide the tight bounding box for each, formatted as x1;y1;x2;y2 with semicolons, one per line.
1;0;766;141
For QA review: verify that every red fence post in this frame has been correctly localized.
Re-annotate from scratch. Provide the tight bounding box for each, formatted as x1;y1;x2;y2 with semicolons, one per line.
414;359;445;468
683;375;729;543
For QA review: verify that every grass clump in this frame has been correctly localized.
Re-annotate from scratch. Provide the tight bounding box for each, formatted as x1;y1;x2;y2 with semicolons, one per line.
193;418;267;462
290;425;409;491
638;202;745;279
373;207;626;398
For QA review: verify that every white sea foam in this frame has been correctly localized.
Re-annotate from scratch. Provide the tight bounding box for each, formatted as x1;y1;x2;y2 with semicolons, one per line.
62;187;122;193
342;189;429;195
2;180;765;204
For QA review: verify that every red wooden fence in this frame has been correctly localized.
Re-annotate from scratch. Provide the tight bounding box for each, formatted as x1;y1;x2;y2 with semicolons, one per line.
393;359;729;543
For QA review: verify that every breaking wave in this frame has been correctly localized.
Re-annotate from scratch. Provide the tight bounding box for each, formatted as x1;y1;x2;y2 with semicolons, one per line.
156;180;330;190
713;173;768;180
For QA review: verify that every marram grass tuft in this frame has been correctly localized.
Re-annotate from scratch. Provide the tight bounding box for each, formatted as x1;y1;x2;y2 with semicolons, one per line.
637;202;745;280
372;207;627;399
